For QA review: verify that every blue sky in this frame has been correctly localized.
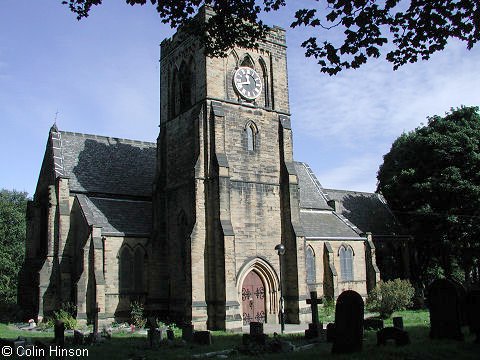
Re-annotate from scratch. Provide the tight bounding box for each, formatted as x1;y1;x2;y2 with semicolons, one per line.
1;1;479;196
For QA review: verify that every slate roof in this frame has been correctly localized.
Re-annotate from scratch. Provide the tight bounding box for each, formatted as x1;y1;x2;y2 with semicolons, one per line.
48;127;388;239
76;194;152;236
295;162;363;239
58;130;156;198
300;210;360;238
325;188;403;235
294;162;331;210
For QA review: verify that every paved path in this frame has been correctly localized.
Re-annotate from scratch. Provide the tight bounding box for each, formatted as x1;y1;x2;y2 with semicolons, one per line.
242;323;309;334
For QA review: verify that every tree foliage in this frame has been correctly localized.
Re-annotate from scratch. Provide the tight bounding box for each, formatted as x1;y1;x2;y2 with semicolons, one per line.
0;189;28;306
377;106;480;286
62;1;479;74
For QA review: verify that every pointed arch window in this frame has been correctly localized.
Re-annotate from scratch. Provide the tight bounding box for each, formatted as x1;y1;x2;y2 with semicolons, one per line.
179;60;194;112
240;55;255;68
172;67;181;117
259;58;270;108
170;58;196;118
245;121;258;151
120;246;133;292
306;246;316;284
134;247;145;293
339;245;354;282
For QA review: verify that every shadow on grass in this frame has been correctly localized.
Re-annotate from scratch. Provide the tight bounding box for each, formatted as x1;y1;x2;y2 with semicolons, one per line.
2;324;479;360
59;327;480;360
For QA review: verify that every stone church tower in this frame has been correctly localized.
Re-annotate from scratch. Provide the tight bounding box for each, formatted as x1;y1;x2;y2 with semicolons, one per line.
149;8;310;331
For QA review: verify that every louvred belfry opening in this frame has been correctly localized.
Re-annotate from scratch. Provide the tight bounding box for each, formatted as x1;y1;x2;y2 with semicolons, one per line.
242;270;266;325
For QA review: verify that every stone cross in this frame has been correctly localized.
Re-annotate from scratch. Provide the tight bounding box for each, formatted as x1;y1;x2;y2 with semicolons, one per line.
306;291;322;325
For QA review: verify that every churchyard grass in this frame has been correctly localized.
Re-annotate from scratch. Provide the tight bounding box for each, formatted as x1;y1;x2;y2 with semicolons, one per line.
1;310;479;359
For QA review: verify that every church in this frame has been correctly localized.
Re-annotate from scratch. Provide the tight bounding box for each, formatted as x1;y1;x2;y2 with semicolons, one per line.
19;7;408;331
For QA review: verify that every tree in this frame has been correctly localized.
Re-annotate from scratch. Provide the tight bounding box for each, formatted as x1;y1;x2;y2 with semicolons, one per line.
0;189;28;307
366;279;415;318
62;1;479;75
377;106;480;287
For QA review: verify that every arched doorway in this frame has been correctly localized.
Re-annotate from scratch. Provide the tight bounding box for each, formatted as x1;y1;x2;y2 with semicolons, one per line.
242;270;266;324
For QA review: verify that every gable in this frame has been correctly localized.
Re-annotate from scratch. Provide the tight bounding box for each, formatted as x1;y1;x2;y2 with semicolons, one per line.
295;161;362;239
294;162;331;210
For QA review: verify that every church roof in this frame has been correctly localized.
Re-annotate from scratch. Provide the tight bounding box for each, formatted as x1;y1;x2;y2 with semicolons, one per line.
45;127;398;239
295;162;363;239
300;210;361;238
57;130;156;198
294;162;332;210
324;188;403;236
76;194;152;236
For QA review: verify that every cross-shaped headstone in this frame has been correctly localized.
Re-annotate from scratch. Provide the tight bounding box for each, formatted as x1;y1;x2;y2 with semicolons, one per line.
306;291;322;325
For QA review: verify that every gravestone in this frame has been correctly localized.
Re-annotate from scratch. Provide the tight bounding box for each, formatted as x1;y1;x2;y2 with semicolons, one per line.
364;318;384;331
305;291;324;339
146;317;158;330
427;278;463;340
243;321;267;345
147;328;161;348
392;317;404;330
193;331;212;345
377;327;410;346
73;330;85;345
452;280;467;326
182;323;194;342
93;303;100;338
146;318;160;348
466;289;480;343
250;322;263;336
326;323;335;343
54;320;65;346
332;290;364;354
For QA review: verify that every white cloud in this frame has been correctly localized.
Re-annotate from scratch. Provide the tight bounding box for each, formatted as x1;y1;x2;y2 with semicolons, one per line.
287;38;480;192
315;154;382;192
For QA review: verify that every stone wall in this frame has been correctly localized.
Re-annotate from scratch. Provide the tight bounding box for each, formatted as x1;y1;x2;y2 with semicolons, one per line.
307;239;369;299
103;236;149;320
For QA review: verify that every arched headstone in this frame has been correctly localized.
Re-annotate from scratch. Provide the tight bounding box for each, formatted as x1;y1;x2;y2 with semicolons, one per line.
427;278;463;340
332;290;364;354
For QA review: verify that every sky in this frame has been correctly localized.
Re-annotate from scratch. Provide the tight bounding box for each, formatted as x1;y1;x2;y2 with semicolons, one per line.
1;1;479;197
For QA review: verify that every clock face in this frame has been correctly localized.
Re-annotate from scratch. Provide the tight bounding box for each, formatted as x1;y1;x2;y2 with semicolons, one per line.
233;67;262;100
